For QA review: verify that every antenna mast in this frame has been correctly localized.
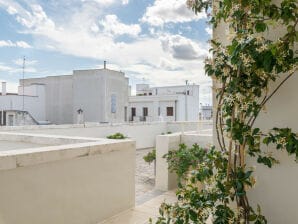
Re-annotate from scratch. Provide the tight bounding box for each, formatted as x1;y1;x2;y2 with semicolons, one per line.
22;56;25;112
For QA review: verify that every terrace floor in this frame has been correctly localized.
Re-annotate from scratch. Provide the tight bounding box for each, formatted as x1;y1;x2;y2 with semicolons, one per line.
135;148;155;203
99;191;177;224
0;140;50;151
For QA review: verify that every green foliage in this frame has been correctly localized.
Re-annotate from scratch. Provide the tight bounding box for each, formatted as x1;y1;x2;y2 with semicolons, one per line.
263;128;298;160
106;132;126;139
153;0;298;223
153;144;267;224
143;149;156;165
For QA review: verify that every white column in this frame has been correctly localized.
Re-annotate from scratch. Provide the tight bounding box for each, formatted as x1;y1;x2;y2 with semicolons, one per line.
2;82;6;96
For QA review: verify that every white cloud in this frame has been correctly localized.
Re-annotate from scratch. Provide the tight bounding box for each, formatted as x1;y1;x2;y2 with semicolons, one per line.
159;57;182;70
90;23;99;33
13;58;38;66
0;61;37;75
81;0;115;5
205;26;212;36
0;40;31;48
122;0;129;5
141;0;206;26
6;6;17;15
0;80;19;93
0;64;12;72
16;4;55;31
0;1;211;88
99;15;141;37
160;34;209;60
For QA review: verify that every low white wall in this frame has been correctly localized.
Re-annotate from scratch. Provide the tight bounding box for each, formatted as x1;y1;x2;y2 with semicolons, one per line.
1;121;212;150
0;138;135;224
0;132;101;145
155;132;213;191
181;133;213;148
167;121;212;134
155;133;181;191
1;122;167;149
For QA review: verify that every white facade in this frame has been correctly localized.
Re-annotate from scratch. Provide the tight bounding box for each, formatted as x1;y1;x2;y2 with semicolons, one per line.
129;84;200;122
0;82;46;125
21;69;129;125
200;105;212;120
1;70;201;125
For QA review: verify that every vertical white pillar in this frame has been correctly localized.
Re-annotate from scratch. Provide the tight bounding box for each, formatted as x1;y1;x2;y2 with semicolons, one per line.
2;82;6;96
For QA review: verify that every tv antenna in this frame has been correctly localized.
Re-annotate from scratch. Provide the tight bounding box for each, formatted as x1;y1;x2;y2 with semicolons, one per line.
22;56;25;111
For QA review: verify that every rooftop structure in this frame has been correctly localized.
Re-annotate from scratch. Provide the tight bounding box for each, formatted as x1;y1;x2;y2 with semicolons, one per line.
129;83;200;122
1;67;130;125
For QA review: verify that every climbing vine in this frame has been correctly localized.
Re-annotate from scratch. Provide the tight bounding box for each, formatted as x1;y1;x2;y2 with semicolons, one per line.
153;0;297;223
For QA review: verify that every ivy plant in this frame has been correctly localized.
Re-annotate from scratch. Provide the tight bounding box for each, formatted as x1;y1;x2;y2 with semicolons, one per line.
153;0;298;223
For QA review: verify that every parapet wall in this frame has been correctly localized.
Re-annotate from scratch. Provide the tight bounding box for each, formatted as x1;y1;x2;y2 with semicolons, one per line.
0;134;135;224
155;132;213;191
0;121;212;149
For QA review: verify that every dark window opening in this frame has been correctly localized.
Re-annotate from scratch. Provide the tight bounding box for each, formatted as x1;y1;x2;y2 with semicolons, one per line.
143;107;148;117
131;107;136;117
167;107;174;116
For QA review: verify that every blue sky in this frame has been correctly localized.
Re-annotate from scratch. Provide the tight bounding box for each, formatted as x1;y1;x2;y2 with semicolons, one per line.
0;0;212;104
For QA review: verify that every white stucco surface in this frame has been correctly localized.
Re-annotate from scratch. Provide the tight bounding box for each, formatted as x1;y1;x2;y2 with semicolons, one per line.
129;85;200;122
155;132;213;191
0;84;46;121
0;134;136;224
213;3;298;221
22;69;129;125
0;141;49;151
1;121;212;149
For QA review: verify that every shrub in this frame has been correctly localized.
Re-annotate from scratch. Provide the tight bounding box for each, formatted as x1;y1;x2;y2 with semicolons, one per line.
143;149;156;165
106;132;126;139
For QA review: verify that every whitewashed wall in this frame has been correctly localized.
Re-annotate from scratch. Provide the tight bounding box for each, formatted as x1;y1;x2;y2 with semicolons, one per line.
0;85;46;121
0;137;135;224
2;122;211;150
155;132;213;191
3;122;168;149
213;1;298;221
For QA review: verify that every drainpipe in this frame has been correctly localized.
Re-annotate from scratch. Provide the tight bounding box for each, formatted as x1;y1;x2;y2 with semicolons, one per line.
185;80;188;121
175;100;177;121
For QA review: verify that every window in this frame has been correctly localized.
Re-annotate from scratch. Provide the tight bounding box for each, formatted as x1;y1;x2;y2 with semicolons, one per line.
131;107;136;117
187;90;190;95
111;94;117;113
167;107;174;116
149;92;152;95
158;107;161;116
143;107;148;117
8;115;13;126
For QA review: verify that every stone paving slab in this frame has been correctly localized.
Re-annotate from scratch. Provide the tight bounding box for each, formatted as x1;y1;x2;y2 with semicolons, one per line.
135;148;155;201
99;191;177;224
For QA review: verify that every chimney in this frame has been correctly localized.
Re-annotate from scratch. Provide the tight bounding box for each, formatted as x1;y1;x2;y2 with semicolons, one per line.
2;82;6;96
104;61;107;69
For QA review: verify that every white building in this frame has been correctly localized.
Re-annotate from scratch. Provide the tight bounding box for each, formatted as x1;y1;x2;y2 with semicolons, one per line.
0;67;203;125
200;105;212;120
128;84;200;122
21;68;129;124
0;82;46;126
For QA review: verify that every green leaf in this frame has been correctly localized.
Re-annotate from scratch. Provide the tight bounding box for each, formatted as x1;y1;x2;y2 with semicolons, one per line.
255;21;267;32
